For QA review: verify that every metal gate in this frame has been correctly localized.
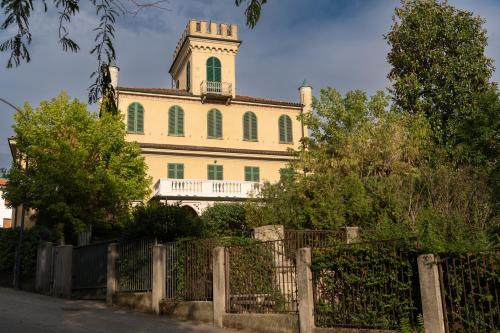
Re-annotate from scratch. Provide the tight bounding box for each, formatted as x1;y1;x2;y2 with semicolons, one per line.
72;241;112;299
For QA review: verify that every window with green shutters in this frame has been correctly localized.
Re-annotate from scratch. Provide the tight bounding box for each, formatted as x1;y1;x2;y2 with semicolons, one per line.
243;111;258;141
207;109;223;139
278;114;293;143
207;165;223;180
244;166;260;182
167;163;184;179
186;61;191;91
168;106;184;136
206;57;221;82
127;102;144;133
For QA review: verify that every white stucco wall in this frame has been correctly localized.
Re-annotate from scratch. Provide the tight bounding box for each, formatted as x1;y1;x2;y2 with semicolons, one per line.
0;189;11;227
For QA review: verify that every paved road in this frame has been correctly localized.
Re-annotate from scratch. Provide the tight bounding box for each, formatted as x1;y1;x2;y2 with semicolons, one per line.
0;288;235;333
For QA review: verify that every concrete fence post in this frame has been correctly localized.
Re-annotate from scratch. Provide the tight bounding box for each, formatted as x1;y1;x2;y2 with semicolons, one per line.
36;242;54;294
212;246;226;328
152;244;166;315
52;245;73;298
107;243;118;305
342;226;360;244
417;254;446;333
296;247;314;333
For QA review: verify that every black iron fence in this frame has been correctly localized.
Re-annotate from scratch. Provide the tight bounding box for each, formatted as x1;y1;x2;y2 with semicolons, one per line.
165;239;218;301
311;239;421;330
117;239;154;292
438;252;500;333
284;229;346;255
225;240;297;314
72;241;113;299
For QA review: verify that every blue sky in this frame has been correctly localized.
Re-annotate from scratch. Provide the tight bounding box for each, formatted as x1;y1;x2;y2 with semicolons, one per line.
0;0;499;169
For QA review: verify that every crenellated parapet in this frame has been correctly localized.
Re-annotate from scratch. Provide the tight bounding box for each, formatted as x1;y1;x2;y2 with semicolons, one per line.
172;19;238;61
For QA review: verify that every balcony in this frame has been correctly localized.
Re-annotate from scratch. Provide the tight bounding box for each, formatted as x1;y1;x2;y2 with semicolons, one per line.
154;179;260;199
200;81;232;104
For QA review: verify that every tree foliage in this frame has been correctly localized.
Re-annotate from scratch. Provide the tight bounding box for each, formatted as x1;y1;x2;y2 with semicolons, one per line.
201;203;251;237
386;0;496;162
123;201;204;242
247;87;497;252
2;92;150;242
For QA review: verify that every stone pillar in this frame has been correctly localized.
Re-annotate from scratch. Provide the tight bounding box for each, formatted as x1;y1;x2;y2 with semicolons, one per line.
52;245;73;298
107;243;118;305
212;247;226;328
296;248;314;333
152;244;166;315
343;226;360;244
36;242;54;294
417;254;446;333
252;224;284;241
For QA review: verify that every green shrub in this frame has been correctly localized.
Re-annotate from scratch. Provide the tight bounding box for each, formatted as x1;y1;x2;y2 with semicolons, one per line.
201;203;250;237
123;201;204;242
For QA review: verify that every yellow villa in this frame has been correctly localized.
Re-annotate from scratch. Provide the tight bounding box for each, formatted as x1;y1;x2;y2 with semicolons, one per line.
113;19;312;214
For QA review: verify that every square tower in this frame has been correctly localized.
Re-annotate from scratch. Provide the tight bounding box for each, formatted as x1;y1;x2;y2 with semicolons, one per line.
169;20;240;100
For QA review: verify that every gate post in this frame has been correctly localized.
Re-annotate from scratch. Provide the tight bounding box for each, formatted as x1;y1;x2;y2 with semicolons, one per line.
36;242;54;294
297;247;314;333
107;243;118;305
52;245;73;298
417;254;446;333
152;244;166;315
212;246;226;328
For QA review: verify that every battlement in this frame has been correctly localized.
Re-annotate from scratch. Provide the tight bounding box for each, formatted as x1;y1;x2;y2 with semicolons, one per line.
172;19;239;61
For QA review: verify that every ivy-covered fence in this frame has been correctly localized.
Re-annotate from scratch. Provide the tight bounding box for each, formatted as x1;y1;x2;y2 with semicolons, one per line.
284;229;345;257
311;239;422;330
438;252;500;333
117;239;154;292
165;239;219;301
225;239;297;314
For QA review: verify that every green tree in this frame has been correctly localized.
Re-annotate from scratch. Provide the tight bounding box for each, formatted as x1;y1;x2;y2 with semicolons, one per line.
2;92;150;242
247;87;497;251
123;201;203;242
201;203;250;237
386;0;494;151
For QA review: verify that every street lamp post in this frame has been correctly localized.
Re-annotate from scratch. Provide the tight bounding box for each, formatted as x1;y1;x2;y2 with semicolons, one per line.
0;97;26;289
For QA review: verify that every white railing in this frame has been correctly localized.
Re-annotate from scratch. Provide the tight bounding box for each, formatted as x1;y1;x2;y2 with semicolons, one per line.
154;179;260;199
200;80;232;96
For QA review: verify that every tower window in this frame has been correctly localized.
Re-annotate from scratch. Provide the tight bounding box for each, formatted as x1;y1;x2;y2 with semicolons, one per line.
168;105;184;136
217;24;222;35
127;102;144;133
279;114;293;144
227;26;232;36
243;111;258;141
207;109;222;139
206;57;221;83
196;22;201;32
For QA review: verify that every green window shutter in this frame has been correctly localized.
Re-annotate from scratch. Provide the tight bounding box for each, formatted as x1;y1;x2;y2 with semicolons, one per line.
207;110;214;137
208;165;223;180
243;112;250;140
244;167;260;182
243;112;257;141
215;110;222;138
127;104;136;132
136;104;144;133
208;109;222;139
286;116;293;143
169;106;184;136
186;62;191;91
279;115;292;143
168;164;184;179
206;57;221;82
251;112;257;140
279;115;286;142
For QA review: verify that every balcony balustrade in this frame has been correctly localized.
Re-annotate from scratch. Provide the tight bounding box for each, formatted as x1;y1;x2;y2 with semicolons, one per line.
200;81;232;103
154;179;260;199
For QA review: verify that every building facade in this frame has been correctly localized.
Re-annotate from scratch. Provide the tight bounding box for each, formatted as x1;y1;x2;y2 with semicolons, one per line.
115;20;312;214
0;178;12;228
